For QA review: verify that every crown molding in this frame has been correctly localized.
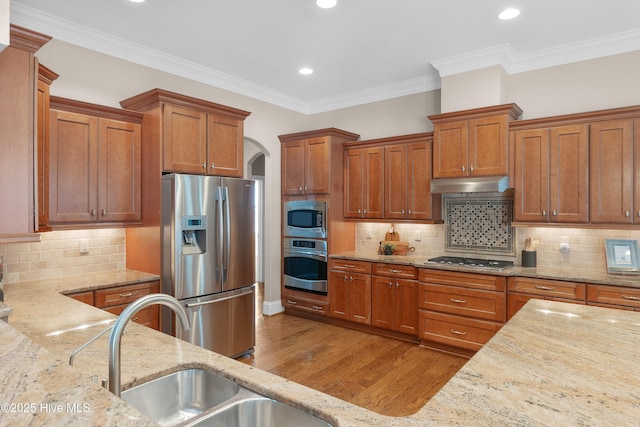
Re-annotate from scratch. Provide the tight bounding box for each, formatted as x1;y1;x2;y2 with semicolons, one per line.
432;29;640;77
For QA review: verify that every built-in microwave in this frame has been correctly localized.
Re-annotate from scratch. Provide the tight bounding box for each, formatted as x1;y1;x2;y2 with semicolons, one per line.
283;200;326;239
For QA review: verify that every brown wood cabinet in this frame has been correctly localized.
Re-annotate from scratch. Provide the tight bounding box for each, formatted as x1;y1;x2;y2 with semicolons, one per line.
328;259;371;324
66;280;160;330
506;277;586;319
0;26;50;240
513;124;589;223
589;119;640;224
49;97;143;226
371;263;418;335
587;284;640;311
384;135;438;220
429;104;522;178
122;89;250;178
36;63;58;231
418;268;506;353
343;146;384;218
282;287;330;317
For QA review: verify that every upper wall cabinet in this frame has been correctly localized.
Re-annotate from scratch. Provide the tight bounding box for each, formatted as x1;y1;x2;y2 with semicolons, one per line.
49;97;144;226
590;118;640;224
0;26;50;240
279;128;360;196
344;146;384;219
120;89;251;178
513;124;589;223
429;104;522;178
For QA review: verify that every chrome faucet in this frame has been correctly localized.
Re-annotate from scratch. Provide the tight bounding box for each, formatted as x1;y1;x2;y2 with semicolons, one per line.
108;293;190;397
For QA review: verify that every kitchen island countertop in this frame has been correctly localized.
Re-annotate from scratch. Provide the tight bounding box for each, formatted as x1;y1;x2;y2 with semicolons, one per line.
2;270;640;425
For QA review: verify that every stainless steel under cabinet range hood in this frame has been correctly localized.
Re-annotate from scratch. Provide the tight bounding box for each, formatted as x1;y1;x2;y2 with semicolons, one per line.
430;176;510;193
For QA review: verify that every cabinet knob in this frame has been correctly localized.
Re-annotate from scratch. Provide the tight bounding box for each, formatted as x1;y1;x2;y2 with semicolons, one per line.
408;209;412;215
401;209;405;215
395;282;399;288
626;210;630;217
470;165;474;173
102;209;107;216
349;276;354;282
343;275;348;282
461;165;465;173
90;209;96;217
363;209;367;215
553;210;557;217
210;162;215;169
542;209;546;217
202;162;206;169
388;281;393;289
299;186;303;191
304;186;308;192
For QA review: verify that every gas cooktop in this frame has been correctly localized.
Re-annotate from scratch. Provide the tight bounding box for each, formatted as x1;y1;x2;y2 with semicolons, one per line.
427;256;514;271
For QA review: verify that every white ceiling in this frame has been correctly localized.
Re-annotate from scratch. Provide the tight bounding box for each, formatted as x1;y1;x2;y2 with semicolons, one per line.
10;0;640;114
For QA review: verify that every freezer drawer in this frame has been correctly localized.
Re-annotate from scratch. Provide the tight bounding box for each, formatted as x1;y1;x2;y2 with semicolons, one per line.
175;286;255;358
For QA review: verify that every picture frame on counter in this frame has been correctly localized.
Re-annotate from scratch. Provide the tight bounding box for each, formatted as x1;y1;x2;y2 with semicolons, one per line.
605;239;640;274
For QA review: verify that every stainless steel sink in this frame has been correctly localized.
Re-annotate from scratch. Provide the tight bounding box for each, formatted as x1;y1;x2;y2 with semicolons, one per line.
187;397;332;427
121;367;333;427
121;368;239;426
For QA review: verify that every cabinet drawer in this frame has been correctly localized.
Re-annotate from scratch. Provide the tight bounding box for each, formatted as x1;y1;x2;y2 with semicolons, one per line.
372;263;417;279
418;310;501;352
508;277;585;301
507;292;585;320
284;295;329;316
329;259;371;274
419;269;506;292
419;283;506;322
95;281;159;308
104;304;159;330
587;285;640;309
67;291;95;305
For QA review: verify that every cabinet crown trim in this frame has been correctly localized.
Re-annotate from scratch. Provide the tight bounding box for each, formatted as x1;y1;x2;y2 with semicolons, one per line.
343;132;433;149
51;96;144;124
119;88;251;120
428;103;523;123
9;25;51;53
278;127;360;143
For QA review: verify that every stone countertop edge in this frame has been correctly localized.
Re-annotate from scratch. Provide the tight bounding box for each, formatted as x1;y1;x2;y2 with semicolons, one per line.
0;302;12;319
330;251;640;288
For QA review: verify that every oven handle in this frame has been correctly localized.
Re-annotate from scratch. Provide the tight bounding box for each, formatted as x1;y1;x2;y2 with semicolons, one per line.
283;250;327;262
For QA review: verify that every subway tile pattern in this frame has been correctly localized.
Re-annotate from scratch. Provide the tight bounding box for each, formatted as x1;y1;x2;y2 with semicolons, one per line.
445;196;514;254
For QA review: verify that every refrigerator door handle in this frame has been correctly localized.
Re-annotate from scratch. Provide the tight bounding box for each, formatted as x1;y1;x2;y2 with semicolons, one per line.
215;185;224;285
185;291;248;308
223;186;231;284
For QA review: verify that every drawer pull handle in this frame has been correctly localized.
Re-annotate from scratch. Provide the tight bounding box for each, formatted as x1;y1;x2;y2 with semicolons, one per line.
345;264;356;268
132;316;139;322
450;329;467;336
622;294;640;301
450;298;467;304
287;300;297;305
312;305;323;310
389;269;402;274
534;285;555;291
119;291;139;298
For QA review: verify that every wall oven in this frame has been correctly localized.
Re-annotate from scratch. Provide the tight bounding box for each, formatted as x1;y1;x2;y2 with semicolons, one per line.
283;200;326;238
283;238;327;295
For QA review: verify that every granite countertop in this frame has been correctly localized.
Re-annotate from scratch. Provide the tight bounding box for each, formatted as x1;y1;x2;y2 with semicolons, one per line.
0;302;12;319
3;269;640;425
331;251;640;288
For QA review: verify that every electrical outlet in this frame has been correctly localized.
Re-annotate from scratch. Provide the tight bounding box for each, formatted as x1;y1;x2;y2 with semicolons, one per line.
366;228;372;239
560;236;570;253
415;231;422;241
80;238;90;254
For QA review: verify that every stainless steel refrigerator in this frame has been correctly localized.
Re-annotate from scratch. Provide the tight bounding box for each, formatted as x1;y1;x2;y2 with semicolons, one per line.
161;173;256;358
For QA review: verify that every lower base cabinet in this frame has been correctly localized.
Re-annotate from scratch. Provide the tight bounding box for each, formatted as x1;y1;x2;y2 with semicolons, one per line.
371;263;418;335
418;310;502;352
67;280;160;330
506;277;586;320
282;288;330;316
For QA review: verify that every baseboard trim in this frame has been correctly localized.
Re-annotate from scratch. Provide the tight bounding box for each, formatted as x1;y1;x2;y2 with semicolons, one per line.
262;299;285;316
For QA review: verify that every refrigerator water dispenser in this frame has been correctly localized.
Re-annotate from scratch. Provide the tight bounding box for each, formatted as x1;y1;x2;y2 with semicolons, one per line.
181;215;207;255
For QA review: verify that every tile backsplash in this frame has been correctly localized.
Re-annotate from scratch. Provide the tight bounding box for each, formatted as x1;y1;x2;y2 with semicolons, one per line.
355;222;640;273
0;229;126;284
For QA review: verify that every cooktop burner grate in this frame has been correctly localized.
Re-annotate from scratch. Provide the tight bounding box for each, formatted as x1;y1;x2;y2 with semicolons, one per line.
427;256;514;271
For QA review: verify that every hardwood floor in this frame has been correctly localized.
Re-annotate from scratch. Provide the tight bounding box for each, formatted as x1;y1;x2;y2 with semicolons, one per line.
238;284;468;417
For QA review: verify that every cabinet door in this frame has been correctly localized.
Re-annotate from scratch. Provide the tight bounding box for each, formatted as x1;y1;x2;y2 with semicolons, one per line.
384;144;407;219
208;114;243;177
395;279;418;335
433;119;468;178
371;275;395;330
49;110;99;223
549;124;589;223
36;77;51;229
363;147;384;218
304;137;330;194
282;140;305;195
344;148;364;218
468;115;509;176
349;272;371;324
514;129;550;222
98;118;141;222
329;270;350;320
407;141;433;220
590;119;634;223
163;103;207;174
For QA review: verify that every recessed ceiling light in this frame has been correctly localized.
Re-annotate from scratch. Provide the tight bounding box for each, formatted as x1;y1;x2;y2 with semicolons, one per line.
498;8;520;20
316;0;337;9
299;67;314;75
129;0;145;3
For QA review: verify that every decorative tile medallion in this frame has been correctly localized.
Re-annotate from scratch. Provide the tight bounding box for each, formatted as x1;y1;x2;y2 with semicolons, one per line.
444;194;514;254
